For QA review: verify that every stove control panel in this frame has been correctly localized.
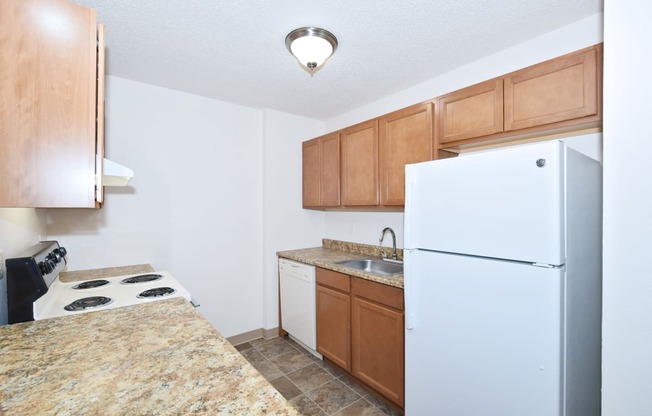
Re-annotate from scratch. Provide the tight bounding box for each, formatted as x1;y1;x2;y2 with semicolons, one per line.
6;240;68;324
39;247;68;275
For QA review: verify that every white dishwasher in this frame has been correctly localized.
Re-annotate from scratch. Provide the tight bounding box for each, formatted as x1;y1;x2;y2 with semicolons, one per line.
279;258;320;356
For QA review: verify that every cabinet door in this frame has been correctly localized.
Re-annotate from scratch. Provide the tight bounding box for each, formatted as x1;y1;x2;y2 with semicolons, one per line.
302;133;340;208
95;24;106;205
341;120;379;206
504;45;600;131
320;133;341;207
352;296;404;407
0;0;98;207
379;103;433;206
302;138;321;207
437;78;504;144
316;284;351;371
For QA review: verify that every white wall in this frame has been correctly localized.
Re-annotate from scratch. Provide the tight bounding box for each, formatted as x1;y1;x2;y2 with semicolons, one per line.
46;77;266;337
321;14;604;249
262;109;325;330
0;209;46;324
602;1;652;414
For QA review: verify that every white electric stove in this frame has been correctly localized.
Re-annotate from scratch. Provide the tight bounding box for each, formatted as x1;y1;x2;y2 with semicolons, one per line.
5;241;192;323
34;270;191;320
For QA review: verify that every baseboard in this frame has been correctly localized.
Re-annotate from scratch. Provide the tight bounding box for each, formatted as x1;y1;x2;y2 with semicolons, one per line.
226;327;279;346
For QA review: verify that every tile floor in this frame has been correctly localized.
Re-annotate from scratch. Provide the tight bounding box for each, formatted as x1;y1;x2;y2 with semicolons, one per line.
233;336;403;416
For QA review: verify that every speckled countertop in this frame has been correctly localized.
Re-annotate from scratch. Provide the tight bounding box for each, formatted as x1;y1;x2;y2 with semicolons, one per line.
59;264;155;282
0;291;298;415
277;239;404;289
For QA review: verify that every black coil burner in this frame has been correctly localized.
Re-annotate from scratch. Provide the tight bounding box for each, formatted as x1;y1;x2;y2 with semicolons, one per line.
137;287;176;299
64;296;113;311
72;280;110;290
120;274;163;284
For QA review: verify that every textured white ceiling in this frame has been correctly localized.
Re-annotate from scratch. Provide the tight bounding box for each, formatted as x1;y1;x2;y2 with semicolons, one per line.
73;0;602;120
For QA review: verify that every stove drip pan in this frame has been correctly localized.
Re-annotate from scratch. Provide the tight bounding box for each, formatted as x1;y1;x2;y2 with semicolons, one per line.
72;280;110;290
138;287;176;298
64;296;113;311
120;274;163;284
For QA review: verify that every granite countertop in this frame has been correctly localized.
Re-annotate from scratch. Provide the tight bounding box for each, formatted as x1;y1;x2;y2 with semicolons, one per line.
0;298;298;415
59;264;156;282
277;239;404;289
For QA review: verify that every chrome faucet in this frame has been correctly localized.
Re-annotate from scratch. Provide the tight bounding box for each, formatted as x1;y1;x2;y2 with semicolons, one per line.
379;227;399;262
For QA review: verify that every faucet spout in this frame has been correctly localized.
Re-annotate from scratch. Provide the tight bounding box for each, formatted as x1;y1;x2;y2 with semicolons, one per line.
379;227;398;261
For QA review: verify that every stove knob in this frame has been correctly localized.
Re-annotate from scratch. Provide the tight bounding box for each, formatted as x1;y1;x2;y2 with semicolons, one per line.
38;259;55;275
55;247;68;258
49;251;62;263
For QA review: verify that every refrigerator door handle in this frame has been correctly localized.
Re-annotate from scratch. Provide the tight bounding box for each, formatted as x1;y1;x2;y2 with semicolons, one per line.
404;249;415;330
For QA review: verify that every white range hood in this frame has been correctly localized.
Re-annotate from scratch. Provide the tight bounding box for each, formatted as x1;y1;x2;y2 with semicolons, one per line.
102;158;134;186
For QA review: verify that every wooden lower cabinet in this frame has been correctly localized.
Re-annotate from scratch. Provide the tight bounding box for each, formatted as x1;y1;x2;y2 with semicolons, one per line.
315;267;405;408
352;297;404;407
316;277;351;371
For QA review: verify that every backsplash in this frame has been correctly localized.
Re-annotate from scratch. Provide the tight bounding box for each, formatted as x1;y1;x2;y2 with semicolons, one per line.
322;239;403;261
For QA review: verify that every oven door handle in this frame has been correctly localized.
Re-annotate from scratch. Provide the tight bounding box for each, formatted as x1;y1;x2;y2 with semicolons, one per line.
190;299;200;308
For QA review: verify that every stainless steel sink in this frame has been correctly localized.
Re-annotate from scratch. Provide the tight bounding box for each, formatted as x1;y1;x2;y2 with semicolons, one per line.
336;258;403;275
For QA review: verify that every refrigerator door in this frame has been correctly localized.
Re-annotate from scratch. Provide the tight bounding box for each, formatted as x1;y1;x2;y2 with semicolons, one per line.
404;249;563;416
405;140;564;265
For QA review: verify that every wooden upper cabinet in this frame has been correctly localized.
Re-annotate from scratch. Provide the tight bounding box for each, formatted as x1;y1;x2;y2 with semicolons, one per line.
0;0;103;207
302;133;340;208
302;138;321;207
379;103;433;206
95;24;106;205
300;44;602;211
504;45;600;132
505;47;602;131
341;120;379;206
437;78;504;145
320;133;341;206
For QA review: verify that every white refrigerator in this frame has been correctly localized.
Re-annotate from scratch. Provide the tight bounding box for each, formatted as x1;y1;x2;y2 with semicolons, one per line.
403;140;601;415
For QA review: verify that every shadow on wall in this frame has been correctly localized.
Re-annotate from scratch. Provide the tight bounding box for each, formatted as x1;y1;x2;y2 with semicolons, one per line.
0;209;46;251
46;208;105;236
45;187;136;235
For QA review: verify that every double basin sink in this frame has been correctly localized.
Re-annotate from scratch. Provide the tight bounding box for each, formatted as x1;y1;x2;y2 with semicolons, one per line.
336;258;403;276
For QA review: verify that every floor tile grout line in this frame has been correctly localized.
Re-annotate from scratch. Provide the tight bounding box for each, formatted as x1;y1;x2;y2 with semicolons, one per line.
237;338;396;416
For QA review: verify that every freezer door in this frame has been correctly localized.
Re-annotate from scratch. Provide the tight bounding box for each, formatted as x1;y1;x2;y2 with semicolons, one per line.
404;249;563;416
405;140;565;265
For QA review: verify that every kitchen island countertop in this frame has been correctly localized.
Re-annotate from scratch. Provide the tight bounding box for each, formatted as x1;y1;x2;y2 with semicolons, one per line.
0;297;299;415
277;239;404;289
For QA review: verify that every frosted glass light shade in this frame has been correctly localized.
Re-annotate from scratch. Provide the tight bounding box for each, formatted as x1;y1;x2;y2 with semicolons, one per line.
286;27;338;75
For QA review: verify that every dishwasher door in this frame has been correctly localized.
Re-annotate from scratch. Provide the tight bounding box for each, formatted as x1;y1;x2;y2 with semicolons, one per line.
279;259;317;351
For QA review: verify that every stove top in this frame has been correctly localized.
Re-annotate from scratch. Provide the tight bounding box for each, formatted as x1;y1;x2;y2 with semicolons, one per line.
34;271;192;320
64;296;114;311
73;280;110;289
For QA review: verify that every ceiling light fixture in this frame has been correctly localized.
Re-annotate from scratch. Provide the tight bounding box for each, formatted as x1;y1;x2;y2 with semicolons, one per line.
285;27;338;76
